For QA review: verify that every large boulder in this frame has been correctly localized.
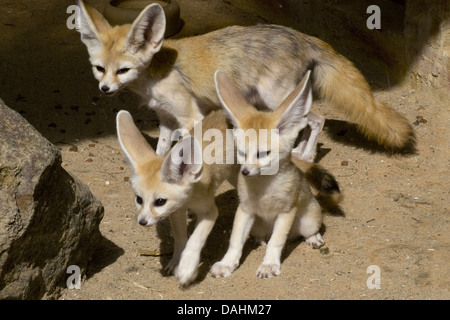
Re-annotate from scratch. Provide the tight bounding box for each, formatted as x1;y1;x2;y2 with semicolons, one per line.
0;99;104;299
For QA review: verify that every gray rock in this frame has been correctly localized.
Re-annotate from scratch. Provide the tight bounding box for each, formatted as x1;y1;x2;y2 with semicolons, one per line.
0;99;104;299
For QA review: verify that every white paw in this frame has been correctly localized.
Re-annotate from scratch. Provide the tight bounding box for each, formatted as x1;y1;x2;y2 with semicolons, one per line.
210;261;237;278
305;232;324;249
175;252;199;286
175;267;198;287
256;263;281;278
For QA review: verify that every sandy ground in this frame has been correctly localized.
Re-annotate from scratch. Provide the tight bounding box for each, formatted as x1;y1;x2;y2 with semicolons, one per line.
0;0;448;300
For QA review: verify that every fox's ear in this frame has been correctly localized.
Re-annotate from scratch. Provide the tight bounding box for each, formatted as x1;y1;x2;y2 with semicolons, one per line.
215;70;255;129
275;70;313;135
117;110;156;171
126;3;166;55
76;0;111;50
161;136;203;184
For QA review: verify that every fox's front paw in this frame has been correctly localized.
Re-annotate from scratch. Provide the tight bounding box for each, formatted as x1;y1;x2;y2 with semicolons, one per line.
175;252;199;286
175;267;198;287
210;261;237;278
256;263;281;278
305;232;324;249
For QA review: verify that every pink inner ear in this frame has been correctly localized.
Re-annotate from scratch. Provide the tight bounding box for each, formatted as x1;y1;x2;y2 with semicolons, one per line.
127;4;165;52
117;111;156;168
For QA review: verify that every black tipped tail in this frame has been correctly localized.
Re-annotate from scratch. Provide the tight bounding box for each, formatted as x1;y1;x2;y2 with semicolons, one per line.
291;156;343;209
304;164;343;207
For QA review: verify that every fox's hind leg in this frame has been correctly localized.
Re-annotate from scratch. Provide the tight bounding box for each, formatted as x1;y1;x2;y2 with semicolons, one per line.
305;233;324;249
290;195;324;249
292;112;325;162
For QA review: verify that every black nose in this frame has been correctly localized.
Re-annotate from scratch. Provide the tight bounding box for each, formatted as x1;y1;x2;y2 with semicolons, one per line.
138;217;147;226
101;85;110;93
241;168;250;176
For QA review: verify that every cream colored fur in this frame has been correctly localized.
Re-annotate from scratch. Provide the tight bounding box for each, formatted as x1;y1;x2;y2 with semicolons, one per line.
211;71;324;279
76;0;413;159
117;110;238;286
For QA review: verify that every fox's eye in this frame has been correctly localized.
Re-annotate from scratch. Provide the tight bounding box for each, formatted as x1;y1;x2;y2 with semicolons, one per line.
117;68;130;75
154;198;167;207
257;150;271;159
135;196;143;205
95;66;105;73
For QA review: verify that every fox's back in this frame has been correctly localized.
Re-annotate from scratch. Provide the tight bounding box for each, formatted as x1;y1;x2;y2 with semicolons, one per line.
169;25;313;108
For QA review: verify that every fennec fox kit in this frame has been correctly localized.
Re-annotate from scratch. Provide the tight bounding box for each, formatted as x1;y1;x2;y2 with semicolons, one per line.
211;71;326;279
117;110;238;286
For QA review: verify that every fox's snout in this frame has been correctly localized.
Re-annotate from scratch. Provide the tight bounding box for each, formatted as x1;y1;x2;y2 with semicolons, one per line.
100;85;113;94
138;215;148;226
137;211;159;227
98;82;120;95
240;165;260;177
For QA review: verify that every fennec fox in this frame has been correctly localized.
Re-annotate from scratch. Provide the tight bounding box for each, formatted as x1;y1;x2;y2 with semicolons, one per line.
116;109;238;286
210;70;326;279
76;0;414;160
116;107;340;285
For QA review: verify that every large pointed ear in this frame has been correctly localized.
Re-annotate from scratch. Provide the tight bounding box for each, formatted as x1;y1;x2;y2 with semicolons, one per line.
161;136;203;184
76;0;111;50
215;70;255;129
275;70;313;135
126;3;166;55
116;110;156;171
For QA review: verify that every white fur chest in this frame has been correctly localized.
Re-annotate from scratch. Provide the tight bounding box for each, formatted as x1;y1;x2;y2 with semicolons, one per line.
128;70;189;112
238;166;300;220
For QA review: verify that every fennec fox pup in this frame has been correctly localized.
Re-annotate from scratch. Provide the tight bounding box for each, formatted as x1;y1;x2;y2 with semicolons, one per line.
211;70;325;279
76;0;414;159
116;109;238;286
116;108;340;285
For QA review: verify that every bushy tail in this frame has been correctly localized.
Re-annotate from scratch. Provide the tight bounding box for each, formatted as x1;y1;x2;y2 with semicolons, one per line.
292;157;342;208
308;37;414;151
